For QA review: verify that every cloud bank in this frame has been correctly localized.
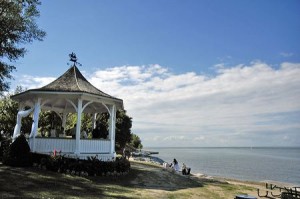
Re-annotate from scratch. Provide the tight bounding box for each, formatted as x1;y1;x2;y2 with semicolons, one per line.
16;62;300;147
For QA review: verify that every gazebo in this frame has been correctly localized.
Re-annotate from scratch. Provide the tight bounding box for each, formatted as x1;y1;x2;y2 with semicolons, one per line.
11;54;123;161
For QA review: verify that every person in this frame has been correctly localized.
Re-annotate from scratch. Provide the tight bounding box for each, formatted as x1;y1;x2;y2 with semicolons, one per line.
123;147;126;158
92;125;101;138
81;130;88;138
182;163;187;175
71;124;76;138
182;163;191;175
172;158;180;172
99;129;108;139
163;162;170;168
122;147;130;159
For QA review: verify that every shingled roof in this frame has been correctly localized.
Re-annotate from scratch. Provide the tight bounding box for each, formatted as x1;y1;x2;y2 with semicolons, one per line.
34;65;115;98
11;65;123;110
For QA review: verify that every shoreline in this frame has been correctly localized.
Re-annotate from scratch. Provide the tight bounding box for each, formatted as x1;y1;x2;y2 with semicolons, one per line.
130;155;300;188
142;147;300;186
1;160;297;199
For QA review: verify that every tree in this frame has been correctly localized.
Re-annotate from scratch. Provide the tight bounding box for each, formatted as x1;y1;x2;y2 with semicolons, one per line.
97;110;132;151
115;110;133;151
0;0;46;92
130;134;143;149
0;86;32;136
38;111;62;136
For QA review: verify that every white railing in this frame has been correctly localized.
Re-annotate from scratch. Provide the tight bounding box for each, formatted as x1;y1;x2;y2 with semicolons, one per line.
31;137;111;154
80;139;110;154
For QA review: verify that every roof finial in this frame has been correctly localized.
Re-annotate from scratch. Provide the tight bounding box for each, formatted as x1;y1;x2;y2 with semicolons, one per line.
68;52;82;67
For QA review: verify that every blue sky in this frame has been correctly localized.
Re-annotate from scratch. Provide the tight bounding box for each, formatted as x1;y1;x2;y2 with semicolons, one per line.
9;0;300;147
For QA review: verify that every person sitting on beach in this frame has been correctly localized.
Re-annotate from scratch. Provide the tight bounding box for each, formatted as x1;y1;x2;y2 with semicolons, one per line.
182;163;191;175
163;162;171;168
172;158;180;172
182;163;187;175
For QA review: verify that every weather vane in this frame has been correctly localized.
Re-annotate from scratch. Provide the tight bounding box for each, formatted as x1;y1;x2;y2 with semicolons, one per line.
68;52;82;67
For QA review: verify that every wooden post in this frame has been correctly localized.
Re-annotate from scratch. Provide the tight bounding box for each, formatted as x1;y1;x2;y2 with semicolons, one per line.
75;98;82;155
108;105;116;157
30;98;41;152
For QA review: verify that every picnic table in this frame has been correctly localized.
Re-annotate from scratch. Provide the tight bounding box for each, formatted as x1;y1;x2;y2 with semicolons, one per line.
257;181;300;199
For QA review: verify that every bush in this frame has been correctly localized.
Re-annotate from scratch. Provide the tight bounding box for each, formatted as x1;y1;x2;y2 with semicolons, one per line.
0;133;12;161
2;134;32;167
31;153;130;177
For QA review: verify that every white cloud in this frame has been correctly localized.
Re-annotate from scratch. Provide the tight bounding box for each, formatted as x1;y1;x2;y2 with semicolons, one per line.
12;62;300;147
17;75;56;89
163;136;187;141
280;52;294;57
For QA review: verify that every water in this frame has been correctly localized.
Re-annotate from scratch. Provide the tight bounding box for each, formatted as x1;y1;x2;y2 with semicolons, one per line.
145;147;300;184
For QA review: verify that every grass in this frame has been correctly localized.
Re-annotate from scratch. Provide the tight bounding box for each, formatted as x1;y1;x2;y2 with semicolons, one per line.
0;161;260;199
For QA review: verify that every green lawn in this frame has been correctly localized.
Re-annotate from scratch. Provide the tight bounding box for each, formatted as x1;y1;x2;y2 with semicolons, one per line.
0;161;259;199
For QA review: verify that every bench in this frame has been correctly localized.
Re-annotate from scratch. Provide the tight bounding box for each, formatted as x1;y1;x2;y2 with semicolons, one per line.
257;182;300;199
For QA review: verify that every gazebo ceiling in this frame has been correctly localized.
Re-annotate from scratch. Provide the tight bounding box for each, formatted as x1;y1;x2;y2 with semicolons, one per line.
11;65;123;112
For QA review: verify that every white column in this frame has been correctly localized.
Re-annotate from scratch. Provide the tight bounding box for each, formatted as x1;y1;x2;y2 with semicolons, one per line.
92;113;97;129
62;112;67;136
12;104;23;140
75;99;82;155
108;105;116;155
13;104;33;141
30;98;41;138
29;98;41;152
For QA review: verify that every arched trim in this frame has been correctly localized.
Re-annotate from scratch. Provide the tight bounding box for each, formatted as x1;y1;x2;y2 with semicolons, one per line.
82;101;93;112
101;102;111;115
66;99;77;112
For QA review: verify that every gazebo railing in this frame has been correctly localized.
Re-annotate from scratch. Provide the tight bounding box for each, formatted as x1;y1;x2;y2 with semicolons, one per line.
29;137;111;154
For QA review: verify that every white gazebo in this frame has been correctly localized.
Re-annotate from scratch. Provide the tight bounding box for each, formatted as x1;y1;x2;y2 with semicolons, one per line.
11;57;123;161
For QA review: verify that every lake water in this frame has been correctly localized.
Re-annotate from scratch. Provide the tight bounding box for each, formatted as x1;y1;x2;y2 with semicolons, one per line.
144;147;300;184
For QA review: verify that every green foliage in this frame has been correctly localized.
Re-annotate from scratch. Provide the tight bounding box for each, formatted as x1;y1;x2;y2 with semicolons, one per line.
81;113;92;132
0;87;32;136
38;111;62;136
2;134;32;167
115;110;132;151
0;0;46;92
97;110;133;151
0;94;18;134
0;133;11;160
97;112;109;135
130;134;143;149
62;113;92;136
65;113;76;131
31;153;130;177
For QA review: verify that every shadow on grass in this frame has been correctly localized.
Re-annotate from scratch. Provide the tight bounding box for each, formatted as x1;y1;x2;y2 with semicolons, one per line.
125;162;204;191
0;161;208;198
0;163;131;199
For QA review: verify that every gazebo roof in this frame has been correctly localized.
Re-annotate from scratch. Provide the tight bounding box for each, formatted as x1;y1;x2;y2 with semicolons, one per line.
11;65;123;112
34;65;115;98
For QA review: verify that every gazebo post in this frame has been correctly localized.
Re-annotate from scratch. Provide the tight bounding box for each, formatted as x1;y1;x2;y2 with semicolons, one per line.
108;105;116;157
30;98;41;152
62;112;67;136
92;113;97;129
75;98;83;155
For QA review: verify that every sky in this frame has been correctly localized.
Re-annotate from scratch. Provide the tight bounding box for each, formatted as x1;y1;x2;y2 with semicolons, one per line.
8;0;300;147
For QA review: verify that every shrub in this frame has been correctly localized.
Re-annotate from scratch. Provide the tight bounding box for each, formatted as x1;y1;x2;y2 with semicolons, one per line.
0;133;12;161
2;134;32;167
31;153;130;177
